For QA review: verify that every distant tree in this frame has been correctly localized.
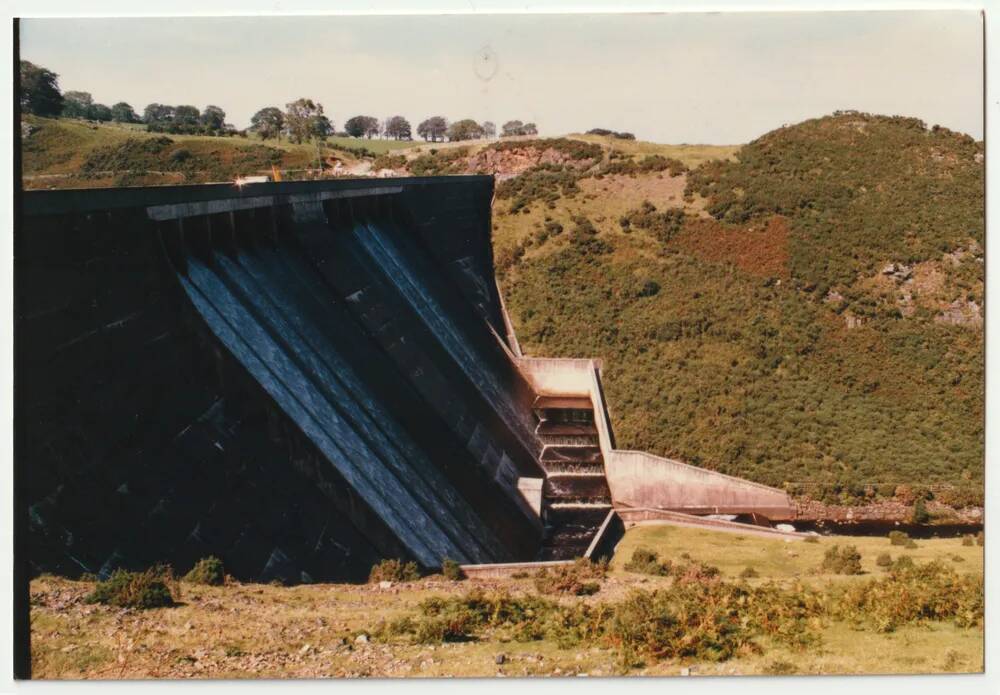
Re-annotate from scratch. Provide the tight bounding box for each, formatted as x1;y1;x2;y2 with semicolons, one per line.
384;115;412;140
417;116;448;142
110;102;138;123
143;103;171;124
250;106;285;140
173;105;200;129
19;61;64;117
344;115;380;138
501;120;524;137
200;105;226;132
385;116;413;140
522;122;538;136
447;118;485;141
482;121;496;138
143;103;175;131
313;114;334;140
61;91;93;119
88;103;113;122
284;98;328;143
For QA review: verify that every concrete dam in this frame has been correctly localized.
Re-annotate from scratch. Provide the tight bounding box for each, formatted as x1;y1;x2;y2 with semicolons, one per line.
18;176;794;583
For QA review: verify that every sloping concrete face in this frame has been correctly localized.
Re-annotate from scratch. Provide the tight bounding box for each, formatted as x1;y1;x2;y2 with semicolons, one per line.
604;451;795;520
17;177;544;582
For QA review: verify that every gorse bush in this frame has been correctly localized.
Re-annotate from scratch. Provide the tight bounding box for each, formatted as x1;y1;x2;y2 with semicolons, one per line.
876;552;893;568
441;558;465;581
368;558;421;583
834;559;983;632
623;547;670;576
533;557;607;595
889;531;909;546
820;545;863;575
618;200;687;244
85;566;178;609
183;556;225;586
374;558;980;666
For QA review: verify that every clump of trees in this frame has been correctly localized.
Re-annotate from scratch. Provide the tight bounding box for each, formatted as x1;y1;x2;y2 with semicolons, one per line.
587;127;636;140
502;120;538;137
344;115;381;138
417;116;448;142
384;115;412;140
144;103;236;135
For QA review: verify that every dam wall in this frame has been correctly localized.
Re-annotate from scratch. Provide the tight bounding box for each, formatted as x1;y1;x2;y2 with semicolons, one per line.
17;177;545;582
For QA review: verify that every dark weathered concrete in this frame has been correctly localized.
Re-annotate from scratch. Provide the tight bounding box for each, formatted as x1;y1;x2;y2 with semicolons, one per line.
17;177;544;581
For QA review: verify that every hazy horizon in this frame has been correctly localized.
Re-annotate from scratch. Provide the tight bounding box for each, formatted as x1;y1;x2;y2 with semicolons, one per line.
19;11;984;144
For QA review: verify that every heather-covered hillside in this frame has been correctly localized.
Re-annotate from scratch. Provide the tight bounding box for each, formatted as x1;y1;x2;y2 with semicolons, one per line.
495;113;983;506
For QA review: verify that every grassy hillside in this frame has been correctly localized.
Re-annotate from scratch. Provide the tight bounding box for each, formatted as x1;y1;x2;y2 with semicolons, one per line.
495;113;983;505
20;116;409;189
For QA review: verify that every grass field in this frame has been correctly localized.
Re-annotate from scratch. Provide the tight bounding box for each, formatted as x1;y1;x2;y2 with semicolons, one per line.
567;133;739;168
20;116;414;188
29;524;983;679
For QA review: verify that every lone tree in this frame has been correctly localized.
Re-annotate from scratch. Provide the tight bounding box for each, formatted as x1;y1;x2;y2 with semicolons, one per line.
481;121;496;138
344;115;380;139
501;120;524;137
61;91;93;119
522;122;538;135
416;116;448;142
110;102;138;123
284;98;330;143
19;60;64;117
447;118;484;141
384;115;412;140
250;107;285;140
200;105;226;132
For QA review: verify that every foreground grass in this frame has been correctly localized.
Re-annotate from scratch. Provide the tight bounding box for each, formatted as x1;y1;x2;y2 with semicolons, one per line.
30;525;982;679
613;524;984;583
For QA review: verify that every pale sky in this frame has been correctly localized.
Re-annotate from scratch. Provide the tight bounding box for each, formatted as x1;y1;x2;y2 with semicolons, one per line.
19;11;983;143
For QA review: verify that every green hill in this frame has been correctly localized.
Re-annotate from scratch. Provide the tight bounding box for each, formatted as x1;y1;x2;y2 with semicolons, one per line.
495;113;983;506
19;116;410;189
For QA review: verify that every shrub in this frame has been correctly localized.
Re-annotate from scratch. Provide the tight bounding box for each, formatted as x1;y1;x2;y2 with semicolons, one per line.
803;535;820;544
740;566;760;579
904;539;919;550
876;552;893;568
368;558;421;583
169;148;192;163
820;545;863;575
183;556;225;586
911;498;931;524
623;547;670;576
834;559;983;632
441;558;464;581
85;566;177;609
976;531;984;547
889;530;909;546
962;534;975;547
534;558;606;595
